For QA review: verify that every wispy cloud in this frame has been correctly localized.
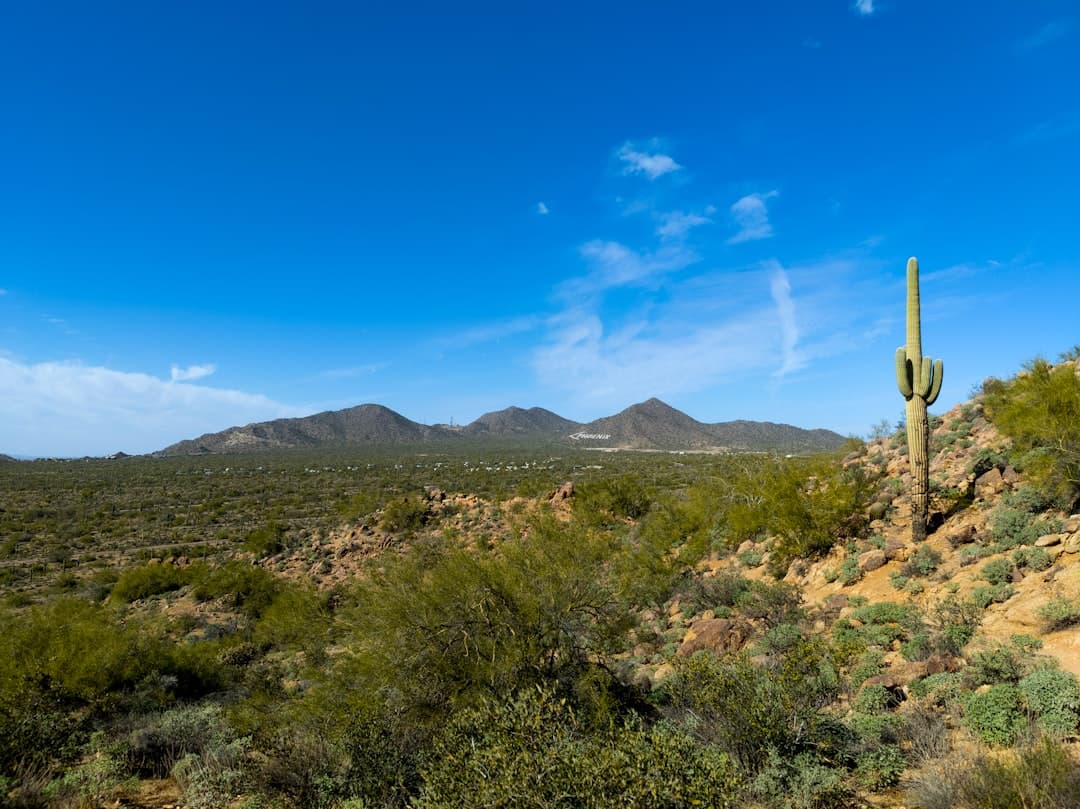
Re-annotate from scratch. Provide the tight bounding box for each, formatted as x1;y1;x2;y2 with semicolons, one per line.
726;191;779;244
0;289;7;296
854;0;875;16
1017;20;1070;50
0;357;302;457
1016;118;1080;144
433;316;543;350
170;363;216;382
617;142;682;180
802;37;823;49
768;263;802;376
656;208;714;240
318;363;387;379
563;240;698;298
537;201;550;215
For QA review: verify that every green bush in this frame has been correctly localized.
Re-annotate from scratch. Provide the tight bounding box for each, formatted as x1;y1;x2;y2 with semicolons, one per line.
665;645;840;775
109;562;190;603
855;744;906;790
955;736;1080;809
962;684;1027;747
979;558;1013;586
972;583;1016;609
1013;545;1052;571
720;455;876;577
1038;597;1080;631
192;561;281;619
575;473;655;521
417;687;741;809
903;544;942;578
983;357;1080;507
379;495;430;535
1019;667;1080;737
243;520;287;557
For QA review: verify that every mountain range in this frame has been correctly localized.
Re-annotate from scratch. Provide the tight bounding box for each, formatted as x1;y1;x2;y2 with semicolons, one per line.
158;398;846;456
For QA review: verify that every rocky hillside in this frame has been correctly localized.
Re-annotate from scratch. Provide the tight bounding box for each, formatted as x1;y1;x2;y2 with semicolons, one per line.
161;403;453;455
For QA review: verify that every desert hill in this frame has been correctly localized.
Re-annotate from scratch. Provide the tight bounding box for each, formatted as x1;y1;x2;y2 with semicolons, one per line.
157;398;846;455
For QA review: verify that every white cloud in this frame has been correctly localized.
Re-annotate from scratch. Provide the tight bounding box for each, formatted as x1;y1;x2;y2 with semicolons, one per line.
532;252;901;411
617;142;682;180
170;363;216;382
727;191;779;244
537;201;550;215
532;306;779;406
565;240;698;298
768;263;803;376
657;210;712;240
854;0;875;15
0;357;302;457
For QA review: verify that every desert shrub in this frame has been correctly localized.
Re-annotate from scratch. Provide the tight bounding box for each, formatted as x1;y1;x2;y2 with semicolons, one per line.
983;358;1080;507
676;570;751;616
172;737;251;809
1018;667;1080;737
1038;597;1080;631
575;473;655;521
979;558;1014;586
379;495;430;535
737;548;764;567
853;684;893;714
734;578;804;628
416;687;741;809
332;514;633;740
1012;545;1052;571
665;644;840;775
747;748;854;809
967;644;1024;686
252;584;329;658
721;455;876;577
900;631;933;662
909;672;963;706
962;684;1027;747
972;583;1016;609
847;651;885;690
902;544;942;578
109;562;190;603
954;736;1080;809
930;595;981;656
123;703;238;778
837;557;861;586
855;743;906;790
243;520;287;557
192;561;281;619
987;506;1061;551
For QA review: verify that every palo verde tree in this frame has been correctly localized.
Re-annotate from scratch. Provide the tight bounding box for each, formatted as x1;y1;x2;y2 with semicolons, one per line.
895;257;943;541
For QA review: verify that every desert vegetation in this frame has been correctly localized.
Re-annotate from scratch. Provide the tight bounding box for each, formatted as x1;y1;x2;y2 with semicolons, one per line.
2;352;1080;808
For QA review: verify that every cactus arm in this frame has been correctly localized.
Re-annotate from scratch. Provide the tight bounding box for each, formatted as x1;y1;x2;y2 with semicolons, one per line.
916;356;933;398
895;347;913;398
926;359;944;406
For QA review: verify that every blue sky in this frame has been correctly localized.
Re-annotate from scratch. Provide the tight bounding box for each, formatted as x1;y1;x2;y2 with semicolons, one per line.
2;1;1078;457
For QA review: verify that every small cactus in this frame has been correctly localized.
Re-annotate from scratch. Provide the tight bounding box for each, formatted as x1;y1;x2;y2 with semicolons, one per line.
895;257;943;542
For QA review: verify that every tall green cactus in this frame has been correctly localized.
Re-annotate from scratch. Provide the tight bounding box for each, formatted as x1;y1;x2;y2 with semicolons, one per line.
895;257;943;542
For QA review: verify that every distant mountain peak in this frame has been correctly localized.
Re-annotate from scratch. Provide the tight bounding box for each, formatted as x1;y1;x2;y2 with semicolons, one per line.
155;400;844;456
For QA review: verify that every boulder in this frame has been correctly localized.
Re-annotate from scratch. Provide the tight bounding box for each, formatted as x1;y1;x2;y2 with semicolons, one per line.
677;618;751;657
858;549;887;573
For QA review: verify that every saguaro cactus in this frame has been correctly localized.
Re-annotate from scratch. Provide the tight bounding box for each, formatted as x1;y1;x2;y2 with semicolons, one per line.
895;257;943;542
